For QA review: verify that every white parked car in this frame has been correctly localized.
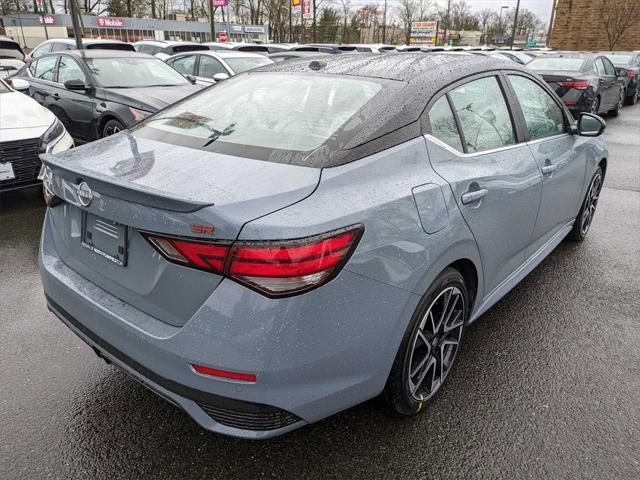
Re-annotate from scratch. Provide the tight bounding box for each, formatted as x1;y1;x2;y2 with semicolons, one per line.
0;78;73;192
132;40;208;60
165;50;273;85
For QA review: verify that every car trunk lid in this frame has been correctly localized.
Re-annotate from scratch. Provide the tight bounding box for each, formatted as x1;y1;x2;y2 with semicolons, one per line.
41;132;321;326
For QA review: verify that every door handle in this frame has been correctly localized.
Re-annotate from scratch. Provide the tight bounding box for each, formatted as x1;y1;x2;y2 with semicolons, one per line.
541;162;558;175
52;93;60;100
461;188;488;205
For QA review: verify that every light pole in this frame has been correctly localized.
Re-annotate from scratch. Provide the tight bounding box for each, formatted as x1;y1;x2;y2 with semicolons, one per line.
510;0;521;49
499;5;509;39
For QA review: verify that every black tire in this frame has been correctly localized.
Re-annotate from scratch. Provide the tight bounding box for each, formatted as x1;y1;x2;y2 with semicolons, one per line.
607;90;624;117
567;167;603;242
384;268;468;416
102;119;124;138
626;87;639;106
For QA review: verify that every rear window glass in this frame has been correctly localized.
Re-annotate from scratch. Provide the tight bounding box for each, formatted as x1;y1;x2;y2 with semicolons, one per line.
171;45;208;53
605;54;631;66
527;57;585;71
142;73;383;152
0;41;22;52
86;43;135;51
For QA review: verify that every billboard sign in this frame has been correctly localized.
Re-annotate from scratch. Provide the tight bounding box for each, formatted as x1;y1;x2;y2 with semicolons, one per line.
410;21;437;45
302;0;312;18
97;17;125;28
212;0;228;6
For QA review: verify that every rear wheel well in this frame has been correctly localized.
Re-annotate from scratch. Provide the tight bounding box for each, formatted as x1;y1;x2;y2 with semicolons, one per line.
448;259;478;314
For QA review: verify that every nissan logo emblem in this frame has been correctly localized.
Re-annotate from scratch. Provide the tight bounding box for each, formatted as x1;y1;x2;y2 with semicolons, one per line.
77;181;93;207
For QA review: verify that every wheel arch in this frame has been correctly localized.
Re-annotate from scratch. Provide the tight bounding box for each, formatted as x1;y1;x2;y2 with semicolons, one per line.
448;259;478;316
598;157;607;179
98;113;126;137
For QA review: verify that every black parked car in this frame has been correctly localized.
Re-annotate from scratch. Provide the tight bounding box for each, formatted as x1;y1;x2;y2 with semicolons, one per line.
29;39;135;60
527;52;626;117
602;51;640;105
15;50;199;143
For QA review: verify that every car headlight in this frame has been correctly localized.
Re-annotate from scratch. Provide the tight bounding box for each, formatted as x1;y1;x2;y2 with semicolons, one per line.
39;118;66;153
129;107;152;122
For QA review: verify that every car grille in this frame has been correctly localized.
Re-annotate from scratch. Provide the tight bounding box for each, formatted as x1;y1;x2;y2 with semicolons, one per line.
0;138;41;190
198;402;301;431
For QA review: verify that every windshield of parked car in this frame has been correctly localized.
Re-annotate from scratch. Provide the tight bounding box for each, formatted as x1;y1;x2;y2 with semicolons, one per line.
224;56;273;73
85;57;189;87
527;57;585;71
605;55;632;66
142;73;383;152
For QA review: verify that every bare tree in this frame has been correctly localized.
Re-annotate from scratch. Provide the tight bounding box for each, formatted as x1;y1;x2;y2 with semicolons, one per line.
597;0;640;50
397;0;418;44
338;0;351;41
477;8;496;45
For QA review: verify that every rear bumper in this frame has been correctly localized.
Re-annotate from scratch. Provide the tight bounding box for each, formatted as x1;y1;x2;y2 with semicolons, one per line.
40;210;419;438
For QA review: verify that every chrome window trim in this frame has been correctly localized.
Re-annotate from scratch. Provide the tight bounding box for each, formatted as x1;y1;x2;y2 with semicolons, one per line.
526;133;572;145
425;134;525;158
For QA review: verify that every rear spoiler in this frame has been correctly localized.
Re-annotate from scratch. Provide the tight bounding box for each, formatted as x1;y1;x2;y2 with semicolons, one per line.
40;153;213;213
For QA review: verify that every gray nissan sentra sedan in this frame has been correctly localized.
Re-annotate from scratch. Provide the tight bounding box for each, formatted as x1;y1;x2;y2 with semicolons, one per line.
39;53;608;439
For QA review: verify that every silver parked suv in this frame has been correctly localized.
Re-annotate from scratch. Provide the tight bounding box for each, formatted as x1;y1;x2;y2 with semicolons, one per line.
39;54;607;438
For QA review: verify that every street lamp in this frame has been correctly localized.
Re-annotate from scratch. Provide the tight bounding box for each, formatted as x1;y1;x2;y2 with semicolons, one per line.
499;6;509;37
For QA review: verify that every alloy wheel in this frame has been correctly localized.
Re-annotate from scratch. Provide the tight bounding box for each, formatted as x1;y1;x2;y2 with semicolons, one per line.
590;98;599;114
580;172;603;235
407;286;465;401
104;125;121;137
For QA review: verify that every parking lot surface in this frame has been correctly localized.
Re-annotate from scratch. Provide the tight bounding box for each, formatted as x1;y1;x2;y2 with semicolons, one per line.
1;104;639;480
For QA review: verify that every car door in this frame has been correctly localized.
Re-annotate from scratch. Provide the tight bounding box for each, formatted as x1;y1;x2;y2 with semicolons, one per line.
601;57;623;107
52;55;95;142
26;55;59;108
424;74;543;295
594;58;616;109
196;55;230;85
505;73;584;255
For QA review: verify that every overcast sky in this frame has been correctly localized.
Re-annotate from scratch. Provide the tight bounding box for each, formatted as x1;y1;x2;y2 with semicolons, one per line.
356;0;556;25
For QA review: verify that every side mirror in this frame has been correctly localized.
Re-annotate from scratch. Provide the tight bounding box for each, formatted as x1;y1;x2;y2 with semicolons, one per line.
213;72;230;82
577;112;606;137
10;78;30;92
185;74;197;84
64;79;90;91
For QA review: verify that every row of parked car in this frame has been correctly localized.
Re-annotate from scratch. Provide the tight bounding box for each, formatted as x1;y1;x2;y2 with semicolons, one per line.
1;35;638;194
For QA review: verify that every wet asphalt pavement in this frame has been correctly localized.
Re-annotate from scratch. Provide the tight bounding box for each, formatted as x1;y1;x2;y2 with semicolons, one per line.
1;104;639;480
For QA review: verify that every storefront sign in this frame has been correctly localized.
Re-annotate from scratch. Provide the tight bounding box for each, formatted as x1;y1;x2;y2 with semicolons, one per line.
212;0;228;6
292;0;301;11
97;17;125;28
410;21;437;45
302;0;312;18
244;26;265;34
38;15;55;25
231;25;243;33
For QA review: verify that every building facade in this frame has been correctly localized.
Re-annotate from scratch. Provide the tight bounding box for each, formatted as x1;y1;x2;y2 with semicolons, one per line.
1;14;268;49
550;0;640;50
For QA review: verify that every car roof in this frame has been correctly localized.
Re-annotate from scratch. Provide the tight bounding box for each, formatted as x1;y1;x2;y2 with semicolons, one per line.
259;52;521;82
51;38;128;45
188;50;268;59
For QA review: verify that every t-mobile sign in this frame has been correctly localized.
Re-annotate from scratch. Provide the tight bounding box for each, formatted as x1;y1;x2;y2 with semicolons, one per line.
97;17;125;28
212;0;228;6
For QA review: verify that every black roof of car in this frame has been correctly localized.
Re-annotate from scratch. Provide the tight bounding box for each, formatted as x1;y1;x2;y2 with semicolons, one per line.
258;52;525;83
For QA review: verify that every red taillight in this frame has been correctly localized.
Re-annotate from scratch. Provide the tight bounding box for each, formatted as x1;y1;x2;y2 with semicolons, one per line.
626;69;637;77
191;364;256;382
143;225;363;297
559;80;589;90
563;101;577;106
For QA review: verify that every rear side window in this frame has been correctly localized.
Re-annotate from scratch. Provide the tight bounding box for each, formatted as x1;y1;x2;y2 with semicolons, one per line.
30;43;52;59
51;42;71;52
169;55;196;75
57;56;86;85
594;59;605;75
427;96;463;151
138;44;159;55
508;75;565;141
601;58;615;76
448;76;516;153
34;56;57;81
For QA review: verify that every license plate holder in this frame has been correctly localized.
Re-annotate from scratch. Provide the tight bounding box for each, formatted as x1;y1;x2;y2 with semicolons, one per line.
0;162;15;181
81;212;128;266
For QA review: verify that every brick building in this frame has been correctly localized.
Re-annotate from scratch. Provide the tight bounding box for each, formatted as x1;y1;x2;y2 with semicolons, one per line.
550;0;640;51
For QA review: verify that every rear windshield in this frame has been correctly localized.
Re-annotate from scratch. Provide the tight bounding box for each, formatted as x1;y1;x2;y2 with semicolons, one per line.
139;73;384;154
225;56;273;73
527;57;585;71
171;45;208;53
0;41;22;53
86;43;135;51
605;54;631;66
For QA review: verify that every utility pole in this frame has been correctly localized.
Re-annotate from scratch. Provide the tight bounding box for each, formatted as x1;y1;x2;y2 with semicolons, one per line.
382;0;387;43
510;0;521;49
546;0;557;48
209;2;216;42
442;0;451;46
68;0;83;49
15;2;27;48
289;0;292;42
